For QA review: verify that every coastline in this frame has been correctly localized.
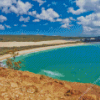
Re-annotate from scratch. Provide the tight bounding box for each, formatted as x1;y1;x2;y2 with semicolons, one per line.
0;42;86;61
1;42;100;99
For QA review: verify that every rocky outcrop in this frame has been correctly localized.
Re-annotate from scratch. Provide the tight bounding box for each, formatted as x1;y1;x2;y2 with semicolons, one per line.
0;67;100;100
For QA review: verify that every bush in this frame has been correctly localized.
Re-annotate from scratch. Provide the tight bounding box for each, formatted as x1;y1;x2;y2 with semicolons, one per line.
6;49;22;70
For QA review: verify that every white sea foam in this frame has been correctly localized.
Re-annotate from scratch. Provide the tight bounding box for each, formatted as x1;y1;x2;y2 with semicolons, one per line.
22;53;30;56
16;55;20;57
43;70;64;77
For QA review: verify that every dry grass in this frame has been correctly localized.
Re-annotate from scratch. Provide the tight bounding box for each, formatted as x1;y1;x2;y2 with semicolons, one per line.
0;35;83;42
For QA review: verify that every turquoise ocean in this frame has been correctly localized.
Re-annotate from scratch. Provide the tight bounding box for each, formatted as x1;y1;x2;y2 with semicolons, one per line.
3;43;100;86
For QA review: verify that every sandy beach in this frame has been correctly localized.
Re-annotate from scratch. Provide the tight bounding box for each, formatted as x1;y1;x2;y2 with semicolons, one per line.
0;40;76;47
0;40;85;61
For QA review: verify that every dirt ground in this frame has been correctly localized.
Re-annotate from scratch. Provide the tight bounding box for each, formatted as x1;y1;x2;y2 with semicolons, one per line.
0;67;99;100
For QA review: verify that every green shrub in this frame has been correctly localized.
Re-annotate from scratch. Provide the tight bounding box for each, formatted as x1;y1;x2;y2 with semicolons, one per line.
6;49;22;70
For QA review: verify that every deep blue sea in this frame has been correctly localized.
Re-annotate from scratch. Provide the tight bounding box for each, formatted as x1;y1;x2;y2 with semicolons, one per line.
4;43;100;86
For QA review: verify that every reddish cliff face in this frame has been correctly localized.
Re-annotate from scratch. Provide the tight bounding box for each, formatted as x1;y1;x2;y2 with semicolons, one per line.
0;67;100;100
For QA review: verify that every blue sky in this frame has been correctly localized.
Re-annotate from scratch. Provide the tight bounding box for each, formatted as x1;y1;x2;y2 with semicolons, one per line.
0;0;100;36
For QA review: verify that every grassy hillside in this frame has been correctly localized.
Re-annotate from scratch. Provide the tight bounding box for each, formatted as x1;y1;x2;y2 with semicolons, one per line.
0;35;84;42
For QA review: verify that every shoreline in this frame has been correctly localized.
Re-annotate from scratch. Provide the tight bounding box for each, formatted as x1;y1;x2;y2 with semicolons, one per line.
0;42;86;61
1;42;100;99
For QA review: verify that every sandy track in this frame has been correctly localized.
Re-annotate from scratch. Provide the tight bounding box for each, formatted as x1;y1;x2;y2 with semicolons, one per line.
0;40;76;47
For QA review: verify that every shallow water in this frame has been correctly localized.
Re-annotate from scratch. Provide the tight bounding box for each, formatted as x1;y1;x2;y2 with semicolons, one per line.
4;43;100;86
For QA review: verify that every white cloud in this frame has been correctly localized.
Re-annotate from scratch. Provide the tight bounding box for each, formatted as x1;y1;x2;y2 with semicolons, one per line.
61;18;72;28
10;1;33;15
14;24;18;26
56;18;62;22
2;7;10;13
67;0;100;35
77;16;91;25
68;0;100;15
36;8;59;22
77;13;100;35
28;11;37;16
0;24;5;30
0;0;32;15
83;26;94;32
19;16;30;22
77;13;100;26
56;17;75;28
33;19;40;22
62;18;70;23
0;0;16;8
61;24;68;28
68;7;86;15
5;24;11;28
22;24;27;27
93;21;100;26
33;0;46;6
69;17;75;21
56;18;73;28
0;0;16;13
0;15;7;22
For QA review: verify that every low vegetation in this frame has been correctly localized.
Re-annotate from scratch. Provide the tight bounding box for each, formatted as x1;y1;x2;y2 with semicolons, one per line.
0;35;84;42
6;49;22;70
